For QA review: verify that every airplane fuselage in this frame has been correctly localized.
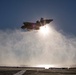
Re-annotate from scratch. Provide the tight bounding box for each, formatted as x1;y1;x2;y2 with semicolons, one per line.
21;18;53;30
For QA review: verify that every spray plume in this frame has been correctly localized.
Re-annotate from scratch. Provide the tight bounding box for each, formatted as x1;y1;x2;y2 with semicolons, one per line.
0;25;76;68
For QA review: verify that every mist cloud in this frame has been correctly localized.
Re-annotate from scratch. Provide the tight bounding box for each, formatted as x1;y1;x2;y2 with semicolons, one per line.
0;25;76;67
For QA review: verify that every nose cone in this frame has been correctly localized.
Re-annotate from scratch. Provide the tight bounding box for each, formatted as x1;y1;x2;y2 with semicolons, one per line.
46;19;53;24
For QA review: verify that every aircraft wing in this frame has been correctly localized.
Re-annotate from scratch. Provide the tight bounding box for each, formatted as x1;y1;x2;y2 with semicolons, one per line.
21;22;36;29
23;22;35;25
40;18;53;25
